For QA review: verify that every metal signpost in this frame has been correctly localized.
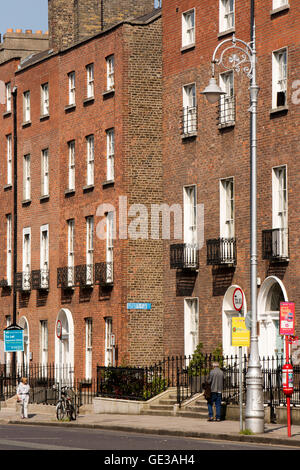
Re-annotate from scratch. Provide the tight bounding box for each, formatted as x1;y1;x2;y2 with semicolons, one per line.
56;319;62;402
280;301;296;437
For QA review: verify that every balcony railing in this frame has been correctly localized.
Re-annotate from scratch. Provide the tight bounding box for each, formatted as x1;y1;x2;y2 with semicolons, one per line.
170;244;199;270
75;264;94;287
218;95;235;127
15;272;31;291
95;262;114;286
262;228;289;261
181;106;198;136
31;269;49;290
57;266;75;289
207;238;236;265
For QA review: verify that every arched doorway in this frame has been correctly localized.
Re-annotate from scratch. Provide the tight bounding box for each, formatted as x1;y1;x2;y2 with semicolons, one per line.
222;285;247;357
55;308;74;384
257;276;287;358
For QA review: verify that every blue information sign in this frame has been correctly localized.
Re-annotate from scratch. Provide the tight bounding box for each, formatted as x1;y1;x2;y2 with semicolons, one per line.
127;302;152;310
4;329;24;352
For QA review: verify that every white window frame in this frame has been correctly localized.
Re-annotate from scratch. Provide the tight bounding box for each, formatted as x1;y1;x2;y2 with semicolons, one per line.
219;0;235;33
22;227;31;291
6;82;11;113
106;212;114;283
86;63;94;98
184;298;199;358
67;219;75;286
272;48;287;109
41;148;49;196
106;55;115;91
68;71;76;105
104;317;113;366
23;154;31;201
6;134;12;186
40;224;49;289
40;320;48;366
272;165;288;257
23;91;31;123
219;70;234;124
183;185;197;245
68;140;75;191
86;135;95;186
86;216;94;285
220;177;234;238
182;83;197;134
41;82;49;116
182;8;195;48
106;128;115;181
85;318;93;380
6;214;12;286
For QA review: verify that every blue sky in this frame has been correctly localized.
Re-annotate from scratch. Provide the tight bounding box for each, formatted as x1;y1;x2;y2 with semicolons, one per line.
0;0;48;37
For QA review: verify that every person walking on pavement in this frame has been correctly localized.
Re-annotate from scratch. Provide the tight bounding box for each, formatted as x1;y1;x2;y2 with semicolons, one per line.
207;362;224;422
17;377;30;419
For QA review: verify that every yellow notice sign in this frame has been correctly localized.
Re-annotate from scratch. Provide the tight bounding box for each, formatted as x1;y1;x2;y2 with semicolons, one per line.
232;317;250;347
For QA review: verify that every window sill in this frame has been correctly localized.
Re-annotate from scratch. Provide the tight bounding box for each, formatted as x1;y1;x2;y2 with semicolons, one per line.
218;27;235;39
181;132;197;140
3;111;11;118
180;43;195;53
270;105;289;116
218;120;235;129
4;184;12;191
40;194;49;202
83;96;94;106
22;121;31;128
65;103;76;112
102;88;115;98
65;188;75;196
102;180;115;188
22;199;31;206
83;184;94;193
40;113;50;121
270;4;290;17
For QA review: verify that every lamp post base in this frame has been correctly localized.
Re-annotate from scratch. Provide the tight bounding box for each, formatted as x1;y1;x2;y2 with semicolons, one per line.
245;364;265;434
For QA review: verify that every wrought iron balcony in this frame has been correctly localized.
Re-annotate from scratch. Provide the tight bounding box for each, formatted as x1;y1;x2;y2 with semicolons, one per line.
170;244;199;270
75;264;94;287
262;228;289;262
57;266;75;289
218;95;235;127
181;106;198;137
15;272;31;291
0;278;10;288
207;238;236;266
31;269;49;290
95;262;114;286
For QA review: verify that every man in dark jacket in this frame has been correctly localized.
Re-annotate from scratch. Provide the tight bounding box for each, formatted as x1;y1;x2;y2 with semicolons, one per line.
207;362;224;421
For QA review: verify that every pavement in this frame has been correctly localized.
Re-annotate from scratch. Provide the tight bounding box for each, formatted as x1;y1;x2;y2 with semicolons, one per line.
1;403;300;448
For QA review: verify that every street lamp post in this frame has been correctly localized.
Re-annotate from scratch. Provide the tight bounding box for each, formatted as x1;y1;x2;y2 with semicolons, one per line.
201;26;264;433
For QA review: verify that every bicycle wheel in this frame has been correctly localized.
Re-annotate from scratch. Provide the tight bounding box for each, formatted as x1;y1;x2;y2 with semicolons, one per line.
69;403;77;421
56;401;65;420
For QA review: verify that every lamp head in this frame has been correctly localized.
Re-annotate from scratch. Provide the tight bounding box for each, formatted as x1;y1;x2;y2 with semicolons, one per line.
201;77;225;104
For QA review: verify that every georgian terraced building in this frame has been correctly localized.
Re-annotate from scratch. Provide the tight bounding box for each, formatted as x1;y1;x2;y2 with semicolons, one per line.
162;0;300;360
0;0;163;377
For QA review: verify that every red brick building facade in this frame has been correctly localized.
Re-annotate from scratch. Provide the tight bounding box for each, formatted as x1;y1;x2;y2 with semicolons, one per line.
0;1;163;377
163;0;300;359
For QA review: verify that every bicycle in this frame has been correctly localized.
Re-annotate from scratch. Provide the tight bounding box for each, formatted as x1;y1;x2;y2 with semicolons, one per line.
55;386;77;421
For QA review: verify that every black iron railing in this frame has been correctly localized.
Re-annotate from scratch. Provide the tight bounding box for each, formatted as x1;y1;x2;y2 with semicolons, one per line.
31;269;49;290
170;244;199;270
262;228;289;261
15;272;31;291
75;264;94;287
207;238;236;265
94;262;113;285
57;266;75;289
